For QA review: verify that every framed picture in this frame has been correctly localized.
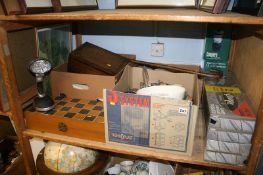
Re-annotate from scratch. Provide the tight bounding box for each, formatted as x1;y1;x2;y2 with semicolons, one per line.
19;0;54;14
51;0;98;12
199;0;228;14
199;0;217;12
36;24;72;95
117;0;197;8
0;0;24;15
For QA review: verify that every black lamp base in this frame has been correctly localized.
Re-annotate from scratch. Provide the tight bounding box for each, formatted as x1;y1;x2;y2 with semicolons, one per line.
33;96;55;112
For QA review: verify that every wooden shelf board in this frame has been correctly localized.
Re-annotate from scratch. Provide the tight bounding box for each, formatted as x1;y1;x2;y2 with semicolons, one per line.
0;9;262;24
0;110;11;117
23;129;245;171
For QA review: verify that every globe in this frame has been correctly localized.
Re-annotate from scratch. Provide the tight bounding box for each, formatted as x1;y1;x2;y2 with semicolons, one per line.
44;142;99;173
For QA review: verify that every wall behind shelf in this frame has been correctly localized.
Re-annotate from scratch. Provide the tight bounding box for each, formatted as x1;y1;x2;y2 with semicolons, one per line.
73;21;206;65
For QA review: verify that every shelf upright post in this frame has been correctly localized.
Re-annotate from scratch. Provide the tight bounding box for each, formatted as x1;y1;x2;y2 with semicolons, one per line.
0;26;37;175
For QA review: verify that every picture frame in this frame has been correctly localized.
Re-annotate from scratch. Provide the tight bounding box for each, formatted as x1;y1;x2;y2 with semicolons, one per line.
0;0;24;15
36;24;72;95
117;0;197;8
199;0;229;14
19;0;54;14
199;0;217;13
51;0;98;12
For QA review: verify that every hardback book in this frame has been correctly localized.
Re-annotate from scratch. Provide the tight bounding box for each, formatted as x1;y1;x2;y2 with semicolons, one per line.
117;0;196;8
51;0;98;12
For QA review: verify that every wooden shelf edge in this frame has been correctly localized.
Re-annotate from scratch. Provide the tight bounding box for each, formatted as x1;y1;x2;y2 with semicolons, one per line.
0;9;262;25
24;129;246;171
0;110;11;117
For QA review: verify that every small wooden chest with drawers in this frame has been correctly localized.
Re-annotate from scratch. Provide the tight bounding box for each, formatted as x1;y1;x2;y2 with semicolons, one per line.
24;94;105;142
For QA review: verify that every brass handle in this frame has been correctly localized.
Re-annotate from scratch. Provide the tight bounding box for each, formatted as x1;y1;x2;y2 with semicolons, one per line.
58;122;68;132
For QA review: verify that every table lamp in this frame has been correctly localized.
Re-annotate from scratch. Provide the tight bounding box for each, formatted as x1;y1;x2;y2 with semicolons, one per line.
28;58;54;112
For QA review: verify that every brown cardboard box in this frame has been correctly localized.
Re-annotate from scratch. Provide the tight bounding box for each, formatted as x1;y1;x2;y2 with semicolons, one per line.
51;63;116;99
104;64;199;155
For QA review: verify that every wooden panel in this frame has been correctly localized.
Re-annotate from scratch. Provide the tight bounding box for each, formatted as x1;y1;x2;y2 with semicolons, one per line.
25;112;105;142
0;9;262;24
7;28;37;93
77;21;205;38
18;85;37;105
232;26;263;175
232;30;263;111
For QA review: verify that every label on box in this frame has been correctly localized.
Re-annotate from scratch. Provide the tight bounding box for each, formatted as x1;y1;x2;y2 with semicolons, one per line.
204;61;228;75
205;85;241;93
149;96;191;152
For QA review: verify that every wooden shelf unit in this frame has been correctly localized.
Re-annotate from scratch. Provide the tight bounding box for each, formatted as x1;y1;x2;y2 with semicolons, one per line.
0;9;262;24
0;9;262;175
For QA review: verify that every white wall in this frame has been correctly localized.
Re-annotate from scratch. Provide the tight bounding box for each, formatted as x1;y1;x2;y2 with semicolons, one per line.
81;35;204;65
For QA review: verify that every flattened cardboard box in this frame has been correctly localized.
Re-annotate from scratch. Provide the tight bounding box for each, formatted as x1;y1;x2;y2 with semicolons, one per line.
104;65;199;155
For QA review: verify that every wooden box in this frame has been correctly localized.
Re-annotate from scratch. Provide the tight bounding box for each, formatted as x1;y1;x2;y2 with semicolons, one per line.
68;42;130;76
25;95;105;142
